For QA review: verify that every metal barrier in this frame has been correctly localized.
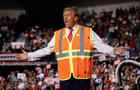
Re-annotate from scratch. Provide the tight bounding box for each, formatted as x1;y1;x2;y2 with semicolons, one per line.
115;60;140;89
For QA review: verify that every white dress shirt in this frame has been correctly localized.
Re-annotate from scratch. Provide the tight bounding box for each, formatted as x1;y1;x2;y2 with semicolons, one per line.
28;24;114;61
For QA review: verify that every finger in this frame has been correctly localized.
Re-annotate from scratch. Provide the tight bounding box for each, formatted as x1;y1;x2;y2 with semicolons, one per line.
117;48;123;55
122;48;129;55
22;49;26;54
117;50;122;55
120;47;127;53
16;54;21;59
114;43;119;48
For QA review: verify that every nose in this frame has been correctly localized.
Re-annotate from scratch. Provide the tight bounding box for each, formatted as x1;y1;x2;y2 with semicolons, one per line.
63;16;67;21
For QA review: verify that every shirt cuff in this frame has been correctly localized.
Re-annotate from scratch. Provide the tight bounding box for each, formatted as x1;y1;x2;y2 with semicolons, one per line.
28;52;40;61
108;47;116;57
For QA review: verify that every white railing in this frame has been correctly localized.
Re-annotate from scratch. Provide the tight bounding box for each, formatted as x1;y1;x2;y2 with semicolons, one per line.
115;60;140;88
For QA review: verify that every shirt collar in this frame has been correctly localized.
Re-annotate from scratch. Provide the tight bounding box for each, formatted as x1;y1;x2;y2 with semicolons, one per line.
66;24;78;31
72;24;78;31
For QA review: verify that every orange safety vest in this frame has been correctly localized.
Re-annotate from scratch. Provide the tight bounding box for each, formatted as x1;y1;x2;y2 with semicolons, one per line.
53;25;94;80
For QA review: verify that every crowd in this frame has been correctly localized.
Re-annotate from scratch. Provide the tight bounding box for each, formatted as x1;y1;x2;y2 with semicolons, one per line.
0;60;139;90
23;26;55;62
0;65;60;90
78;6;140;59
0;13;27;53
0;6;140;59
0;5;139;90
0;15;17;53
90;59;140;90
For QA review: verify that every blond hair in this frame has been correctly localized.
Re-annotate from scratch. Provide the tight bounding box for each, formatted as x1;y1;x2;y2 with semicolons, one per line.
63;7;78;17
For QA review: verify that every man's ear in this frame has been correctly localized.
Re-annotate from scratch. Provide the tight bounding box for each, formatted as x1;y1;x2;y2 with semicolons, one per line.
74;16;78;22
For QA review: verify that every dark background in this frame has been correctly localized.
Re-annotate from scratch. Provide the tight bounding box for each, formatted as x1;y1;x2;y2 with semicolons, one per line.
18;0;82;30
0;0;138;30
18;0;67;30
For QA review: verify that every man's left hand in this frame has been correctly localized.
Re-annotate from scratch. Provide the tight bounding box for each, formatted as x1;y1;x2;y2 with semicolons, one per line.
113;43;128;56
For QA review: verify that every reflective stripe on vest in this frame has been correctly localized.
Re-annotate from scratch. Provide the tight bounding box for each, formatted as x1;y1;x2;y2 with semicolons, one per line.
56;52;94;59
58;28;64;56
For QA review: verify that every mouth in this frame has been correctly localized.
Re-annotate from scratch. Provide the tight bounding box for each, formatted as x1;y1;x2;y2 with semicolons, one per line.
65;21;68;25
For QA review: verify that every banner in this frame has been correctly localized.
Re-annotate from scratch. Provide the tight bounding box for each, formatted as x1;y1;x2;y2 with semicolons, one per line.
114;59;121;66
44;77;54;85
17;73;26;80
0;53;24;61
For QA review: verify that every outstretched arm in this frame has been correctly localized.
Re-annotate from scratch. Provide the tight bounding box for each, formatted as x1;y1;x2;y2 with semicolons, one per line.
17;36;54;61
91;30;127;56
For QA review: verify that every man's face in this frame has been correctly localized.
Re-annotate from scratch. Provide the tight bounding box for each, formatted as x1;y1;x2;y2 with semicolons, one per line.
63;9;78;29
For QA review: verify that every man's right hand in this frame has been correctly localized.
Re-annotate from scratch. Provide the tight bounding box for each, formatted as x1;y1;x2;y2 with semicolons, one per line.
16;49;28;60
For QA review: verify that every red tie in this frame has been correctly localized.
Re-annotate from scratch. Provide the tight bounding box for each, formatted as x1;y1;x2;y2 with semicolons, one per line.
68;29;73;41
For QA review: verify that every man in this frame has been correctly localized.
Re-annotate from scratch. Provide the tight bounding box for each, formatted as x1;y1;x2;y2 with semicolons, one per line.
17;7;126;90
